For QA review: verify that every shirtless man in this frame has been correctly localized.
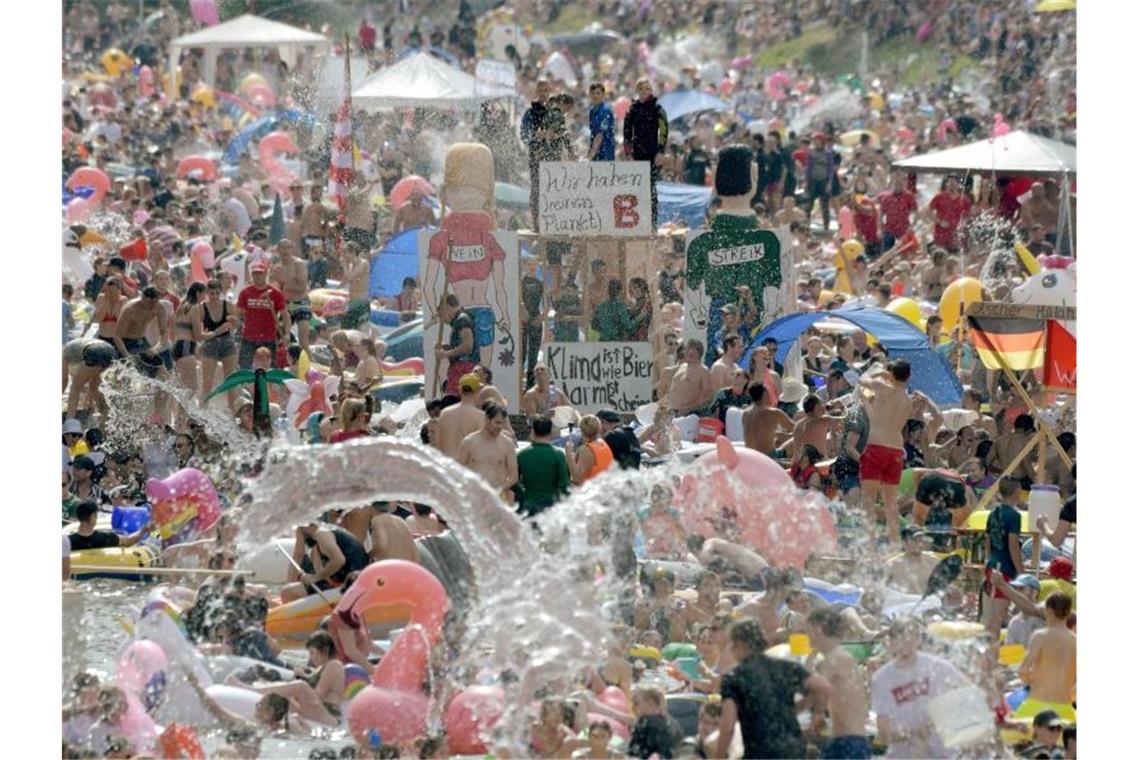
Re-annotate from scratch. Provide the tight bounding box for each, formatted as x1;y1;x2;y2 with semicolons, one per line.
735;568;798;644
1019;182;1059;233
521;363;572;419
367;501;420;563
435;376;486;458
709;335;743;392
340;242;373;331
666;339;716;416
775;195;808;227
791;395;843;461
271;240;312;355
457;403;518;499
473;365;509;411
1018;592;1076;721
671;571;724;642
742;384;795;457
858;360;914;545
653;330;681;401
300;185;329;256
112;286;171;417
807;608;872;759
885;526;940;595
697;537;770;583
986;414;1038;491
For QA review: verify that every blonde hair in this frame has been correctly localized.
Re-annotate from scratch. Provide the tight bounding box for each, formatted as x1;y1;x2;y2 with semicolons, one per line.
442;143;495;216
579;414;600;440
340;398;367;427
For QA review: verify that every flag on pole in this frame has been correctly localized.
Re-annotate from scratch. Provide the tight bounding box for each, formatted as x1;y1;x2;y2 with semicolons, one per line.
967;315;1046;371
1043;321;1076;390
327;42;355;224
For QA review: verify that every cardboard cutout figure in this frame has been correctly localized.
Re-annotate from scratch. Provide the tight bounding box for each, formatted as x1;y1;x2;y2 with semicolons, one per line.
684;145;792;364
422;143;520;407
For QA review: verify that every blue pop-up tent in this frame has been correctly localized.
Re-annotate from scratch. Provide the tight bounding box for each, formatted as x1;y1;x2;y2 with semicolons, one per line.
370;226;434;298
658;182;712;228
743;307;963;406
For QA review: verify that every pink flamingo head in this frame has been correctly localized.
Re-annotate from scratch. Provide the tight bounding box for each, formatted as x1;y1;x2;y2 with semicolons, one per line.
340;561;450;747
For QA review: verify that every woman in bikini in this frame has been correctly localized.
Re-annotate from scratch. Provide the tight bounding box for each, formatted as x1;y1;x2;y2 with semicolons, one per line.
529;698;580;758
227;631;346;727
93;277;126;344
172;282;206;427
199;279;239;409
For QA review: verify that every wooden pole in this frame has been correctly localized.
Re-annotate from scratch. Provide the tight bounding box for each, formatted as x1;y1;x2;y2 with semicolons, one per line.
973;431;1042;513
429;237;455;401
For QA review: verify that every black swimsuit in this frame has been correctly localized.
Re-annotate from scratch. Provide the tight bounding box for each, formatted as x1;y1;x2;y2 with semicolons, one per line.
201;302;236;360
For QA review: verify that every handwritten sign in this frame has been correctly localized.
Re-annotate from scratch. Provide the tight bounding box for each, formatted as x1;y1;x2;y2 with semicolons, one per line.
537;161;652;237
546;342;653;413
474;58;516;97
967;301;1076;321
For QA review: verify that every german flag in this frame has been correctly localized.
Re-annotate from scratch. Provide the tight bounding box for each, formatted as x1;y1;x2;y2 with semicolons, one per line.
968;315;1046;371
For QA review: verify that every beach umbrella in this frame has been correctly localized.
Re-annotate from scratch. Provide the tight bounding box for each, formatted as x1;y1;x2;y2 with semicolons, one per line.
657;90;730;124
550;25;625;56
268;194;285;245
1035;0;1076;11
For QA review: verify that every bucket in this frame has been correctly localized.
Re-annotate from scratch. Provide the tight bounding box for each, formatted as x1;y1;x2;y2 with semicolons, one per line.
926;686;994;749
696;417;724;443
111;505;151;534
1028;484;1062;533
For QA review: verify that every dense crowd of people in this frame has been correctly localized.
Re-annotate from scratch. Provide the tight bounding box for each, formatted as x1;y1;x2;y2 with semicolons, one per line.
61;1;1076;758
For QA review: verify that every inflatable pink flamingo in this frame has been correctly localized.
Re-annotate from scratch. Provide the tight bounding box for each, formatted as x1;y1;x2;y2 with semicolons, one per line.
258;131;299;195
339;561;504;749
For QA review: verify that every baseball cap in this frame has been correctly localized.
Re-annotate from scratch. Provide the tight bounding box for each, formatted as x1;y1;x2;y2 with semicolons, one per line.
250;261;269;273
596;409;622;423
1032;710;1063;728
62;418;84;436
1009;574;1042;593
1048;556;1074;581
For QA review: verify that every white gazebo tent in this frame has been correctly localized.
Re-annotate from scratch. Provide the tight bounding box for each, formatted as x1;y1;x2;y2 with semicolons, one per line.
352;52;489;110
892;129;1076;176
894;129;1077;252
167;14;331;97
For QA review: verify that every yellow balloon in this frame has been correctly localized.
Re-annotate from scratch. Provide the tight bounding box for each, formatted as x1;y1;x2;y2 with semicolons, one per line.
191;85;217;109
101;48;129;77
938;277;985;332
886;296;922;327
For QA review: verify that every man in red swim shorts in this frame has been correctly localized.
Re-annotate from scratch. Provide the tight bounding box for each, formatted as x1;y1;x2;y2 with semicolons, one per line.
857;359;913;546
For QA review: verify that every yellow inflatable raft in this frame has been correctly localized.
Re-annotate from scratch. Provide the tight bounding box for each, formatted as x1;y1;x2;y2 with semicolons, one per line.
70;545;161;581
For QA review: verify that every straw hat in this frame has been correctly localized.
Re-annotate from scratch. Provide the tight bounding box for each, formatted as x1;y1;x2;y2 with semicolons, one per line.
778;377;810;404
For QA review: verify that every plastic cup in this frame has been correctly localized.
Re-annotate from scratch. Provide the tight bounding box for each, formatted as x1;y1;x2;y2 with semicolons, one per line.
789;633;811;656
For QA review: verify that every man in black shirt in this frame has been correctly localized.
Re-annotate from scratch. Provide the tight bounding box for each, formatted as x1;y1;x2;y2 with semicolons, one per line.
715;619;832;759
914;469;970;549
598;408;642;470
623;79;669;227
683;136;710;186
521;257;545;388
520;79;571;230
68;501;151;552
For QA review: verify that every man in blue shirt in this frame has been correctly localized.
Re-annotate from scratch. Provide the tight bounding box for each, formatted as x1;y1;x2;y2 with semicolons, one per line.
587;82;615;161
